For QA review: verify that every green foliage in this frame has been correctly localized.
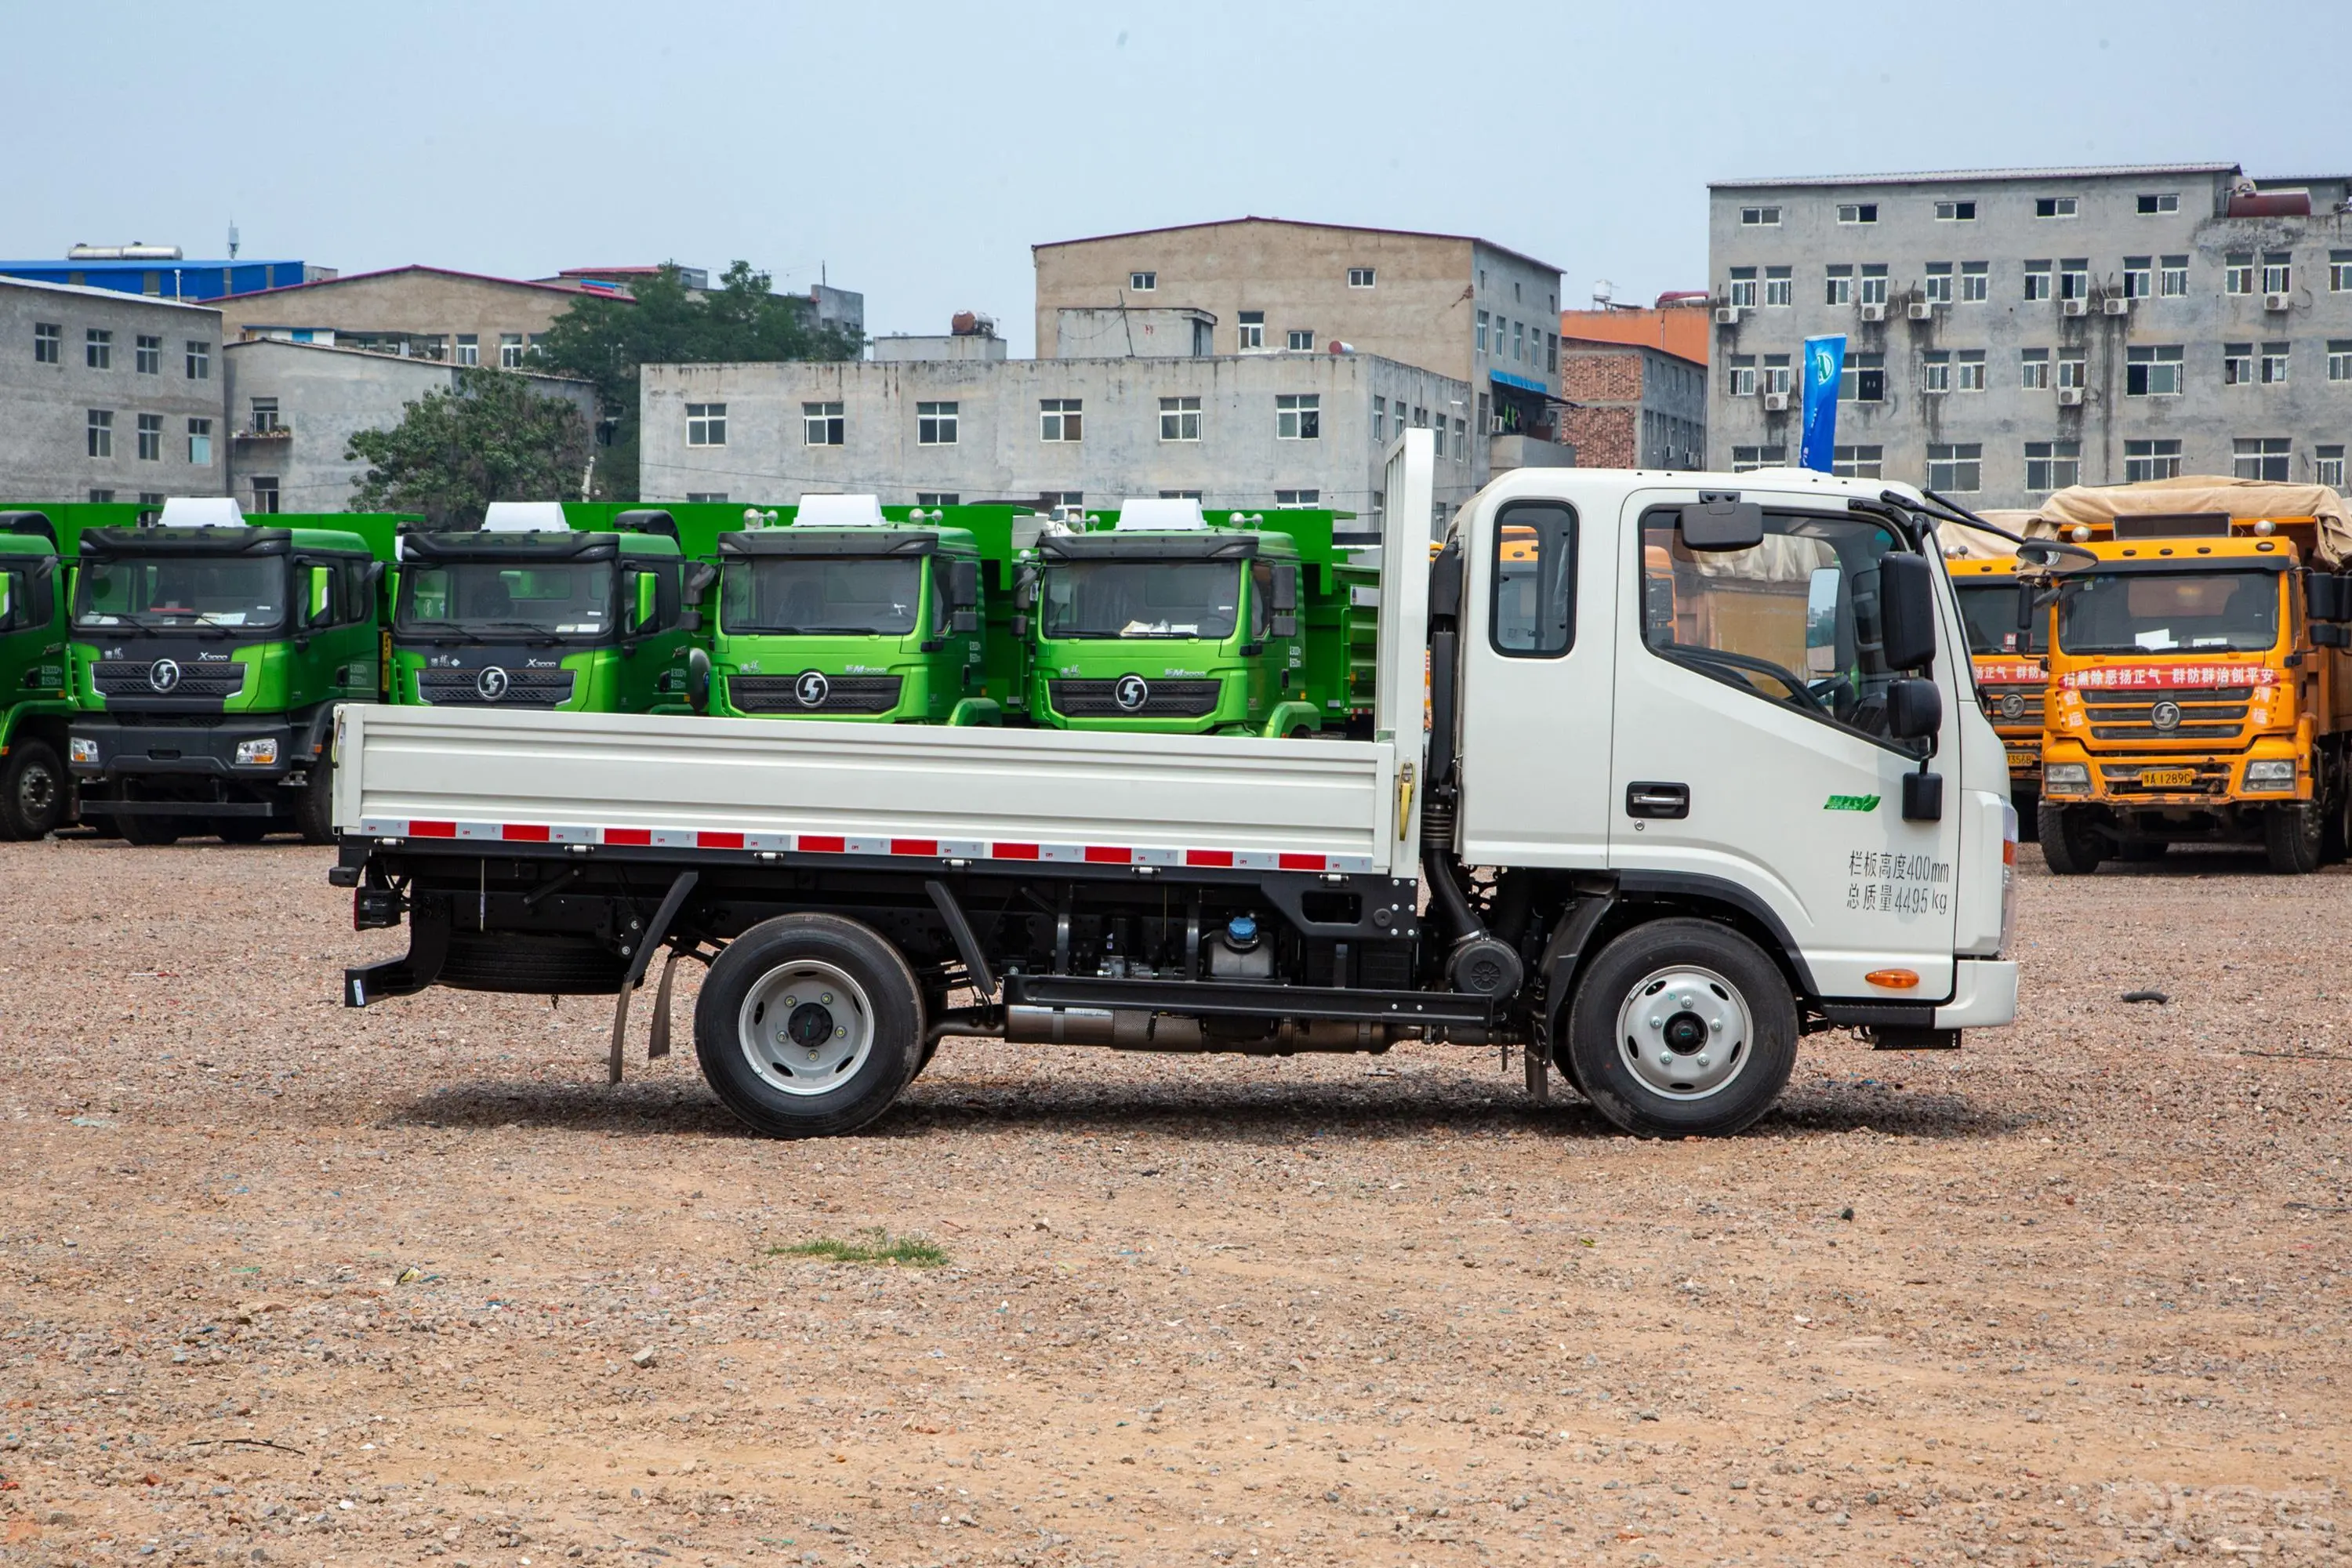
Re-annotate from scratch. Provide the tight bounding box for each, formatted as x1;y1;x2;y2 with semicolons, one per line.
764;1229;947;1268
344;369;592;529
530;261;863;500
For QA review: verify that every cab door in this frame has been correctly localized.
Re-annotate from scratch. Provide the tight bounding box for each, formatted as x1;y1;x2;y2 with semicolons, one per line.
1605;491;1965;1000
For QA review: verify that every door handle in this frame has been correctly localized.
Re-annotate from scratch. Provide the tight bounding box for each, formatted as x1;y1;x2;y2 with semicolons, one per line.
1625;781;1690;819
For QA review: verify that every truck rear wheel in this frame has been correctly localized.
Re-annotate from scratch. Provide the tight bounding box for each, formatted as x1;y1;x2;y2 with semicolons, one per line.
2036;802;2104;875
1565;918;1798;1138
693;913;924;1138
0;739;65;840
2265;803;2323;875
296;758;336;845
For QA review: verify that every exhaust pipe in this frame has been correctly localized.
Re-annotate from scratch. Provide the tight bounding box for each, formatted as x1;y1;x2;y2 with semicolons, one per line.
1005;1005;1407;1054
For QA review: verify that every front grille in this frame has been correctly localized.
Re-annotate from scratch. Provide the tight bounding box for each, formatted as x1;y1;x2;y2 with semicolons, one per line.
93;659;246;699
728;674;902;714
2081;685;2251;743
1049;678;1223;718
2100;762;2232;797
1979;683;2046;726
416;667;577;706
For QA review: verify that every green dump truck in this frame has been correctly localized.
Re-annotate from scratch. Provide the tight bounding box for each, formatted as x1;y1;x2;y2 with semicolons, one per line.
67;499;405;845
0;519;74;839
1023;500;1371;736
704;496;1024;725
390;503;710;716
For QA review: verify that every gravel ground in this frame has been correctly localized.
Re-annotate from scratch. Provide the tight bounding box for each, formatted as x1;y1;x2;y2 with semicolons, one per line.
1;833;2347;1567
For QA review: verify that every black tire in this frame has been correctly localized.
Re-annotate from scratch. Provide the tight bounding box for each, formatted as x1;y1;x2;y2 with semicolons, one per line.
1564;918;1798;1138
212;816;271;844
693;913;924;1138
2037;802;2104;875
117;792;182;847
439;930;626;994
295;757;335;845
0;739;66;840
2265;802;2323;875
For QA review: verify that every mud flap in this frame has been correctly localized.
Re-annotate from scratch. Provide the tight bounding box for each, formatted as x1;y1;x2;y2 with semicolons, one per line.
608;871;699;1084
647;948;685;1059
343;914;448;1007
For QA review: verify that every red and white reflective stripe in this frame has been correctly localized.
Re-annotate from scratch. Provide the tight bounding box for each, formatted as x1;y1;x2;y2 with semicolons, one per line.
357;818;1371;873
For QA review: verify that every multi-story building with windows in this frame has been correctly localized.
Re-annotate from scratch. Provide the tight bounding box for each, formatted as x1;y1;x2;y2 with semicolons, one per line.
0;278;227;502
1707;162;2352;504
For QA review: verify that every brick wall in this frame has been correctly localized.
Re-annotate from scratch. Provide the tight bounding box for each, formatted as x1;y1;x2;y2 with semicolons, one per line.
1558;350;1646;405
1559;405;1638;468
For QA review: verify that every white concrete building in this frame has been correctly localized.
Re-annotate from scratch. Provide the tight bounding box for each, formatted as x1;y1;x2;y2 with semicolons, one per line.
0;277;226;502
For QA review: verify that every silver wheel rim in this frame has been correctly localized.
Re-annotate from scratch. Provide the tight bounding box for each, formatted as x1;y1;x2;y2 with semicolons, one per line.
18;764;56;816
738;959;875;1097
1614;964;1754;1102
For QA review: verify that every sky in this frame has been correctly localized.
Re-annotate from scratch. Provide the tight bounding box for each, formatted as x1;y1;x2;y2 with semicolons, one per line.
9;0;2352;355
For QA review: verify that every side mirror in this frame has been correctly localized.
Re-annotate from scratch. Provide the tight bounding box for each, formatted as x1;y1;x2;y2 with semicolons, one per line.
1886;676;1943;740
1011;612;1030;639
2308;571;2350;623
1877;553;1938;672
952;608;979;633
306;564;333;626
946;558;981;612
685;647;711;713
1678;497;1765;553
2016;579;2039;630
1269;564;1299;613
630;568;659;633
1803;565;1841;674
1014;567;1039;610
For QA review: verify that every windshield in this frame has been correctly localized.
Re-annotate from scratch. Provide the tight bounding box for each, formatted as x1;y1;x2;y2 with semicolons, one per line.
1043;560;1242;639
1954;582;2041;655
721;557;922;636
397;561;615;638
2056;570;2280;655
73;556;287;631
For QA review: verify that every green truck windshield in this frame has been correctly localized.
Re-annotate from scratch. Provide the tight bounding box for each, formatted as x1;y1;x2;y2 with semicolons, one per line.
397;561;614;637
1954;582;2041;655
2057;570;2279;655
73;556;286;631
1044;560;1240;639
723;557;922;636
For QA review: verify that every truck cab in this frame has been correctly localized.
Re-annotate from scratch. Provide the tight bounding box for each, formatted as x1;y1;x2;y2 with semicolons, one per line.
708;495;996;724
0;521;72;839
1947;555;2046;809
2031;487;2352;873
1026;499;1321;735
392;503;702;715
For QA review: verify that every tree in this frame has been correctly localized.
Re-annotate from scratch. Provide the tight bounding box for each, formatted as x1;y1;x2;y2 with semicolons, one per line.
528;261;862;499
345;368;593;528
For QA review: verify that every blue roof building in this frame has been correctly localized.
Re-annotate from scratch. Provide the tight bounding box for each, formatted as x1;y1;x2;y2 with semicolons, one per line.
0;251;333;302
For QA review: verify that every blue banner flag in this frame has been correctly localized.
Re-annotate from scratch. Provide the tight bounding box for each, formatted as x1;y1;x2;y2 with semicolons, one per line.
1799;335;1846;474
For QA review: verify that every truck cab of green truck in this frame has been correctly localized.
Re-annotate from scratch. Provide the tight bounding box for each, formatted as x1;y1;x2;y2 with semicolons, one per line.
706;495;1010;724
66;498;402;845
391;503;706;716
0;519;73;839
1025;500;1365;736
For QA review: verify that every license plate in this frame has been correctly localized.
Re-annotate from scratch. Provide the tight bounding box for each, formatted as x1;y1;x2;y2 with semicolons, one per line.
2138;768;2196;789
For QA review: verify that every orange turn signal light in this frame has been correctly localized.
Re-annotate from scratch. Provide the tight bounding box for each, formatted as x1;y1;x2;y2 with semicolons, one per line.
1865;969;1921;989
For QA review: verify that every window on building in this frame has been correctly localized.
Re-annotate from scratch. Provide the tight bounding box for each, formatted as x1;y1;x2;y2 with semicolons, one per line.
1836;202;1878;224
1739;205;1780;226
1348;267;1376;288
1039;397;1083;441
1956;349;1986;391
2059;259;2090;301
2136;192;2179;215
1831;445;1882;478
1729;445;1787;472
1475;310;1489;354
2262;252;2292;295
1764;265;1793;307
2125;438;2182;482
1285;328;1315;352
1276;393;1320;440
1922;262;1953;305
2317;445;2347;490
454;333;479;367
1156;490;1201;501
186;340;210;379
2261;342;2291;383
2225;252;2255;294
916;401;956;445
1370;396;1385;443
1858;263;1889;306
2057;349;2086;390
2234;437;2291;481
1512;320;1526;362
2333;250;2352;292
249;396;279;435
1726;354;1757;397
86;409;112;457
1041;492;1084;510
2034;196;2078;219
2126;344;2184;396
684;492;730;503
34;322;60;363
2122;256;2151;298
187;417;212;466
2024;440;2081;492
1762;353;1792;395
2023;260;2052;301
1926;442;1983;492
137;492;163;506
1824;264;1853;307
686;401;728;446
1413;405;1429;432
1934;199;1976;222
1130;271;1156;292
85;328;112;369
135;334;160;374
1274;489;1321;506
2224;343;2255;385
1547;331;1559;374
1142;394;1197;444
1726;266;1758;310
136;413;162;461
1454;416;1467;461
249;476;280;514
803;401;844;445
1839;351;1885;402
1237;310;1265;350
1959;260;1989;302
88;489;114;503
2020;347;2051;390
500;333;524;368
1921;350;1952;394
2160;256;2190;297
2330;340;2352;383
915;492;960;506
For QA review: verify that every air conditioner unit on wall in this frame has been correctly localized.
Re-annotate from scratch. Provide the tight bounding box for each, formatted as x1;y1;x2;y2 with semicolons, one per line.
1715;306;1742;325
1858;302;1887;322
2103;296;2130;315
1762;390;1792;412
2056;387;2085;406
1907;300;1934;320
2265;292;2293;311
2061;297;2089;317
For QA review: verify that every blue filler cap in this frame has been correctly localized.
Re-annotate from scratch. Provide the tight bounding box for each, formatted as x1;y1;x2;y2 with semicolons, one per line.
1226;915;1258;942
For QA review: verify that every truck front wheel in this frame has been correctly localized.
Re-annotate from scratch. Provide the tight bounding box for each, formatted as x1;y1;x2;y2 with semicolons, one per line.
0;739;66;840
1564;919;1798;1138
2036;802;2105;875
693;914;925;1138
296;758;336;845
2265;802;2323;875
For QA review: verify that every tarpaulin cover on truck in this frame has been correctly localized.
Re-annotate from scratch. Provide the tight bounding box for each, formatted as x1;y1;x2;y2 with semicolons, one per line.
1939;512;2036;561
2021;477;2352;568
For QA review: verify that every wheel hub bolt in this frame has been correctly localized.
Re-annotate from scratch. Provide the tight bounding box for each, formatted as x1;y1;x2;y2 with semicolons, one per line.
1697;1054;1711;1069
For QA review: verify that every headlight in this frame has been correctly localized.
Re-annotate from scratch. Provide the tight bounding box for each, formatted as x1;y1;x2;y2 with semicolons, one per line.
68;737;98;764
2245;760;2296;792
234;738;280;766
2044;763;2090;793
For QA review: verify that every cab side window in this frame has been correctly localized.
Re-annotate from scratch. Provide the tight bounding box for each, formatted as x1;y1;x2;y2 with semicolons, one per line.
1249;561;1273;640
1490;501;1577;656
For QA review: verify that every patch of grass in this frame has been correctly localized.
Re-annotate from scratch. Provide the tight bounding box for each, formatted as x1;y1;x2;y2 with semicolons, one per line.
765;1229;947;1268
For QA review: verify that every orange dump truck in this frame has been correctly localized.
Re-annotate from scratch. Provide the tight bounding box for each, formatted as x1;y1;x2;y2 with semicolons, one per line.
2025;478;2352;874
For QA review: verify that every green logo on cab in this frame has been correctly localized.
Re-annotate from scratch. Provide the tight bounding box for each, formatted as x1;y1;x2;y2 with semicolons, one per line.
1824;793;1882;812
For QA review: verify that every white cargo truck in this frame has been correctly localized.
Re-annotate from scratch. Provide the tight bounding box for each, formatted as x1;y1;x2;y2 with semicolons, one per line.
329;435;2018;1138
